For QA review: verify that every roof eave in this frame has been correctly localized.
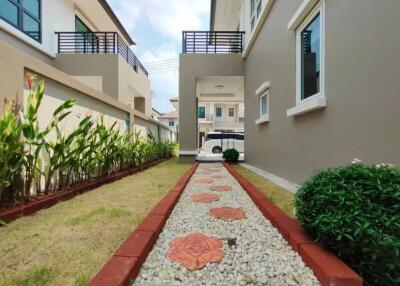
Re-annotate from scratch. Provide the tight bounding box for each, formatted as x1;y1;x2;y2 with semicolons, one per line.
97;0;135;45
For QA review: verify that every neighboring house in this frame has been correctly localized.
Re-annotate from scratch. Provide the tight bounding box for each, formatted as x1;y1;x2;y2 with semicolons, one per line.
158;110;179;133
179;0;400;184
172;96;244;148
0;0;174;141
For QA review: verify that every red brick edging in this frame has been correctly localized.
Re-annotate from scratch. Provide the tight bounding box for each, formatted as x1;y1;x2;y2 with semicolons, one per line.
222;162;363;286
0;157;171;223
89;162;200;286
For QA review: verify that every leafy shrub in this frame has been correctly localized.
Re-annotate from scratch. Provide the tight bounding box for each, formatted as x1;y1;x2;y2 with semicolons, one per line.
295;162;400;286
0;75;175;207
223;148;239;162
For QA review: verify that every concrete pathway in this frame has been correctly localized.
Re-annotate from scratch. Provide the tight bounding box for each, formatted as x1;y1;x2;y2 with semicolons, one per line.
133;163;319;286
196;153;245;162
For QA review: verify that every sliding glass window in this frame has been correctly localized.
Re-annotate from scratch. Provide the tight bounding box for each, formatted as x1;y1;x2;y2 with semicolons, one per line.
0;0;41;42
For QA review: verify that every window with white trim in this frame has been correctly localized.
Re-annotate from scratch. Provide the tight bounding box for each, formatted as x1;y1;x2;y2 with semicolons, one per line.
296;2;324;103
259;90;269;117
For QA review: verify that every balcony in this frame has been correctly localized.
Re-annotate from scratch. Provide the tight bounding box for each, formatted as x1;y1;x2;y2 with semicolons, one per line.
182;31;245;54
55;32;148;76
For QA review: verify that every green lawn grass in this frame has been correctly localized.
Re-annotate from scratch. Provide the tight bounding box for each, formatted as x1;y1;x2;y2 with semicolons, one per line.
0;158;192;286
234;165;296;218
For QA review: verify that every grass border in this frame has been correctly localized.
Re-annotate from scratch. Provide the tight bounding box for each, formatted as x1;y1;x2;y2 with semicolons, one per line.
89;162;200;286
0;157;171;223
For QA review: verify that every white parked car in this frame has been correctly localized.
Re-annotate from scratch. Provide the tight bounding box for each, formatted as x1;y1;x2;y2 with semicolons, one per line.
203;132;244;154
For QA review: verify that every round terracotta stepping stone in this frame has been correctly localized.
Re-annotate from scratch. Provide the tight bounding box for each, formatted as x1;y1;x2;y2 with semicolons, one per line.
195;178;214;184
210;185;233;192
191;193;220;203
209;207;247;221
166;233;224;270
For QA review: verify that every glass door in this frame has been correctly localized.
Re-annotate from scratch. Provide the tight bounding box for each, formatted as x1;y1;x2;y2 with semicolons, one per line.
75;16;98;53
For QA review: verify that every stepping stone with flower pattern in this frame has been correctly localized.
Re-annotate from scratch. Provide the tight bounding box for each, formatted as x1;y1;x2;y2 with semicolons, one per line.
210;185;233;192
209;207;247;221
191;193;220;203
195;178;214;184
166;233;224;270
212;175;225;179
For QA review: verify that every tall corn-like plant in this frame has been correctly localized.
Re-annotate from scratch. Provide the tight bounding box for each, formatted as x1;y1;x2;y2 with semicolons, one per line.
0;100;23;202
21;77;75;201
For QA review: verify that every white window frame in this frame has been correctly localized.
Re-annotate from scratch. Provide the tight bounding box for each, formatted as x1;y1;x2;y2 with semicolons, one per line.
260;91;269;117
255;82;270;124
287;0;326;117
296;1;324;104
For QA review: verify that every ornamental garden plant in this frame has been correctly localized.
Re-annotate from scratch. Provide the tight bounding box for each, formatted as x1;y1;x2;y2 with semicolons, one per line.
295;161;400;286
223;148;239;163
0;75;174;209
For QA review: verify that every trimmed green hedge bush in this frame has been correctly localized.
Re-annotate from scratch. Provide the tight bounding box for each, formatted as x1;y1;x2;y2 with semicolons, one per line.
223;148;239;162
295;162;400;286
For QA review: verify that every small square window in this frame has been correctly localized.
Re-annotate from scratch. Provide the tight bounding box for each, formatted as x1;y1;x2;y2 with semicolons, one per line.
228;108;235;117
198;106;206;119
169;121;174;127
216;107;222;117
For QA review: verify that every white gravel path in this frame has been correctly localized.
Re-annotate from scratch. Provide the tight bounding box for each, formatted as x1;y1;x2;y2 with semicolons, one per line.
133;163;320;286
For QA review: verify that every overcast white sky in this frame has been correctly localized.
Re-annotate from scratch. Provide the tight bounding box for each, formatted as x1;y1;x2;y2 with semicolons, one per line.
107;0;210;113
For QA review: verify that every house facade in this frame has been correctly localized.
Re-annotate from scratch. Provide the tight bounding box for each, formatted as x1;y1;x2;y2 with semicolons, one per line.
0;0;174;140
158;111;179;133
179;0;400;184
172;94;244;149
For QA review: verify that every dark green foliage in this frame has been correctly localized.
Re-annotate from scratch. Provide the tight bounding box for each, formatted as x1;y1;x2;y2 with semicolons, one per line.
1;77;175;207
223;148;240;162
295;163;400;286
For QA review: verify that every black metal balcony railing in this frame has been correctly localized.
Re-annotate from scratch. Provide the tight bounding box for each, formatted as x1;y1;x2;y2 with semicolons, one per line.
55;32;148;76
182;31;245;54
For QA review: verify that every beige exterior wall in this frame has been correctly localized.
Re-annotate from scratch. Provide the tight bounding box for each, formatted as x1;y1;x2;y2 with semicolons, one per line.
179;54;244;159
117;56;152;116
243;0;400;183
25;73;128;134
54;54;152;117
134;114;176;142
0;41;132;119
54;54;119;99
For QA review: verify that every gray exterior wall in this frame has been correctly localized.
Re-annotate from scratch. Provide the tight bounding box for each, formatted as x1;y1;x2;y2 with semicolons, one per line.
179;54;244;160
244;0;400;183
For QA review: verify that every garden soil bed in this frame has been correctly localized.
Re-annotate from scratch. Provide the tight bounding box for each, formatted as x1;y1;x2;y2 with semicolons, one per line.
0;157;171;223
